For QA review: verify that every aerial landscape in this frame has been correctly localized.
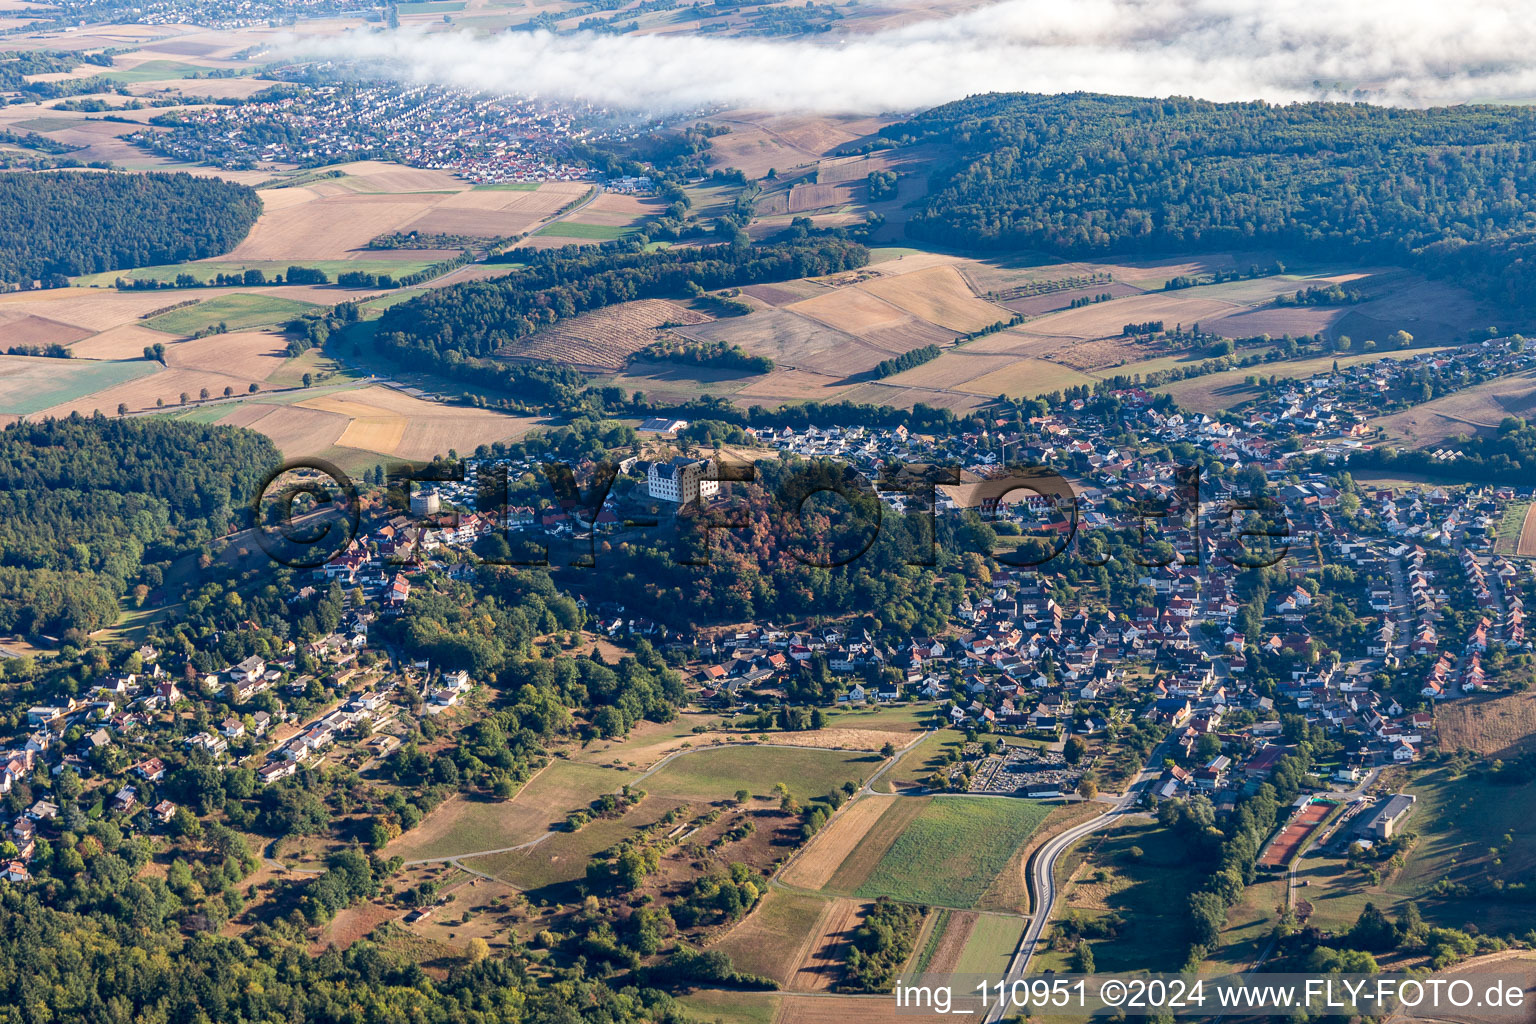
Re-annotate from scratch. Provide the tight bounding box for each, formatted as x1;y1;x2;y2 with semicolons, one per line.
1;1;1536;1022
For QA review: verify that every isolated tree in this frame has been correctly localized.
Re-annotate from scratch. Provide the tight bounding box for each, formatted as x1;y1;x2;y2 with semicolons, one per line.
116;403;127;416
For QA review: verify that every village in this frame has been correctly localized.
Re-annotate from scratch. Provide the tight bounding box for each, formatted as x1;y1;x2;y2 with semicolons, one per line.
2;334;1532;902
129;81;655;183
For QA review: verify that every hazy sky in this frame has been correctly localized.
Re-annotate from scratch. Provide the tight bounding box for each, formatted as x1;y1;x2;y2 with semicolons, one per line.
288;0;1536;113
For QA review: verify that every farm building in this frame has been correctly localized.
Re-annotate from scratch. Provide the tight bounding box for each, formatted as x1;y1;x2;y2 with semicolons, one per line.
1364;793;1417;839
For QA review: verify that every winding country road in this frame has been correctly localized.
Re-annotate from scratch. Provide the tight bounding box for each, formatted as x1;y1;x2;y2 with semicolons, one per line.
984;736;1174;1023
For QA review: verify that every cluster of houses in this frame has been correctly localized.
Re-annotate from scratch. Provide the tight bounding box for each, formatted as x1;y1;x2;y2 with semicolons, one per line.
131;81;640;186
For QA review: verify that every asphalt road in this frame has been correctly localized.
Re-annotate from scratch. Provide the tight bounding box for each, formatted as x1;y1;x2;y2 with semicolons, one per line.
985;736;1174;1022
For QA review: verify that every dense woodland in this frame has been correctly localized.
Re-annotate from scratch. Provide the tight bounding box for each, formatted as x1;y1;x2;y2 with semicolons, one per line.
0;417;278;636
0;170;260;286
888;94;1536;313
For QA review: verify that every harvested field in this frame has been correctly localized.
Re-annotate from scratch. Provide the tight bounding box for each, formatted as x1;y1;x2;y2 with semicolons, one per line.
740;281;832;306
1435;691;1536;757
1025;291;1241;340
0;312;90;347
164;328;291;381
951;357;1099;397
754;728;914;755
1374;369;1536;445
880;349;1017;390
224;404;347;454
816;153;893;183
731;368;846;404
674;309;881;375
229;193;442;261
835;381;989;413
858;265;1012;333
290;385;541;462
34;365;261;418
781;796;895;890
0;354;157;417
571;191;666;227
498;299;711;371
1258;799;1334;869
711;890;830;987
0;287;216;333
702;111;889;178
860;319;955;354
786;287;910;335
823;796;929;894
998;281;1144;316
1199;305;1343;340
790;897;864;992
786;182;841;213
68;324;178;361
1520;504;1536;557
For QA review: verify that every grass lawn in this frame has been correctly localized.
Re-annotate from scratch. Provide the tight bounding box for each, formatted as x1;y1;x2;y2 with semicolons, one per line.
953;913;1025;976
266;347;364;390
675;990;781;1024
359;288;428;317
534;221;633;240
387;760;628;862
100;59;203;83
876;730;963;793
1202;873;1287;972
824;703;936;732
1493;502;1530;556
1393;766;1536;895
644;745;882;805
472;181;540;191
1036;818;1206;974
464;794;680;892
147;293;318;335
855;796;1051;909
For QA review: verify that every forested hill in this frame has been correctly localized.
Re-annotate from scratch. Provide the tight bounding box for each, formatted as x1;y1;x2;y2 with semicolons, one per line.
885;94;1536;312
379;238;869;361
0;417;279;637
0;170;261;286
370;238;868;409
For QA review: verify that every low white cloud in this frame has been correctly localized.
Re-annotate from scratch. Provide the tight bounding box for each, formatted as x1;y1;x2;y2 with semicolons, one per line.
283;0;1536;113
